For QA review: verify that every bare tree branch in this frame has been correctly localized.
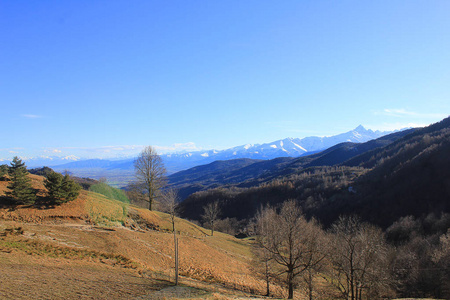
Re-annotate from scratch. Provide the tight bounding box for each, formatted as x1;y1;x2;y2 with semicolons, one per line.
133;146;166;211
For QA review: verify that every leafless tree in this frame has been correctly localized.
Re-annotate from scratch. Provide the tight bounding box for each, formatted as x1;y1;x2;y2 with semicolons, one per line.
202;201;220;236
255;200;327;299
159;188;180;285
326;216;391;300
159;188;179;232
254;208;277;296
433;229;450;298
134;146;166;211
299;218;328;300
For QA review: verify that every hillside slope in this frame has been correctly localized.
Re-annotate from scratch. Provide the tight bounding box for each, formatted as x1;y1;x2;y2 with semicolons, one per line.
0;175;278;299
329;116;450;227
170;129;413;200
178;117;450;230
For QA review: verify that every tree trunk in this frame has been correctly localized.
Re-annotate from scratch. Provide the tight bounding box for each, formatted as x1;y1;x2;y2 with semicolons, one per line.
174;235;179;286
265;260;270;296
350;274;355;300
308;270;314;300
288;270;294;299
148;193;152;211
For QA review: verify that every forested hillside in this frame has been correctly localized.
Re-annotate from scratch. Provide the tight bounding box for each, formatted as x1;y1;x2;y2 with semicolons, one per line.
169;129;414;200
178;117;450;230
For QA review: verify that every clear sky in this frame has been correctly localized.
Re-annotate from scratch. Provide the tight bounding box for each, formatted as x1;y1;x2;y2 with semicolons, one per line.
1;1;449;160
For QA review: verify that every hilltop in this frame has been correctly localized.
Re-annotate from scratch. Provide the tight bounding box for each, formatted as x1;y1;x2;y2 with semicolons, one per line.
0;175;283;299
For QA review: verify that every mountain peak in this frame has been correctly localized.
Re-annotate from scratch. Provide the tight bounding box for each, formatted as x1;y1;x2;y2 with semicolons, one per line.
354;125;367;132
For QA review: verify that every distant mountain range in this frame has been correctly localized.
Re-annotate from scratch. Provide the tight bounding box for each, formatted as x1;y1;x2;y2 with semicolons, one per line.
40;125;393;184
168;128;416;199
5;125;394;186
162;125;391;171
177;116;450;230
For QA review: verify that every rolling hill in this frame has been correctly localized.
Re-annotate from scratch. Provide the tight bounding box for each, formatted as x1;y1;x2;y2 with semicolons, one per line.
0;174;280;299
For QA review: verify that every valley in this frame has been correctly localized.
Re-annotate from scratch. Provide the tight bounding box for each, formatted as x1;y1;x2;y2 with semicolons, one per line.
1;118;449;299
3;2;450;299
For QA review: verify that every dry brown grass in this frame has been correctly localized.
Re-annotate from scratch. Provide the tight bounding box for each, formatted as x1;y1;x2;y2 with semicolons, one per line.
0;175;286;299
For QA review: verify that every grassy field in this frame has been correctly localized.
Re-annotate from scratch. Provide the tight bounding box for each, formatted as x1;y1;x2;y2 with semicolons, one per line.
0;174;283;299
89;182;130;203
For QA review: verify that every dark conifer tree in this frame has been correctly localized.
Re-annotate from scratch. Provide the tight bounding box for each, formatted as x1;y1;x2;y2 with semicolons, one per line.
62;174;81;202
44;171;66;201
44;171;81;204
0;164;8;179
6;157;36;205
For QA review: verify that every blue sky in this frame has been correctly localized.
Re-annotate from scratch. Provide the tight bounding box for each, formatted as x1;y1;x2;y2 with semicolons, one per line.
1;1;449;160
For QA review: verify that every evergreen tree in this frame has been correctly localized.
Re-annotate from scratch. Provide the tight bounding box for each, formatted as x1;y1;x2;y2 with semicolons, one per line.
62;174;81;202
44;171;81;204
0;164;8;179
44;171;65;201
6;157;36;205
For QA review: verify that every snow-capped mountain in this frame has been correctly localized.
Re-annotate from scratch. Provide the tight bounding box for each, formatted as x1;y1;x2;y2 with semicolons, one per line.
26;125;396;184
160;125;391;171
9;155;81;168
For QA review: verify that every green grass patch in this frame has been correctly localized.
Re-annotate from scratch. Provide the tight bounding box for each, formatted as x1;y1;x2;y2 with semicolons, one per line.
85;192;128;227
89;182;130;204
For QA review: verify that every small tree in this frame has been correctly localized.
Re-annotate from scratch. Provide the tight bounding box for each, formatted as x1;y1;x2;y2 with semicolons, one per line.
134;146;166;211
44;171;81;204
160;188;179;232
202;201;220;236
6;157;36;205
254;208;277;296
160;188;180;285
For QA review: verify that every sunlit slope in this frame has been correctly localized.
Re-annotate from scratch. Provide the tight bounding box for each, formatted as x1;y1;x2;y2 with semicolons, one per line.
0;174;269;298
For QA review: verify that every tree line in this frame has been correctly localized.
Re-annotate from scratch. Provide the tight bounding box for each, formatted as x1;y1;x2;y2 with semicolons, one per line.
252;199;450;299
